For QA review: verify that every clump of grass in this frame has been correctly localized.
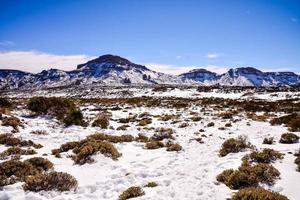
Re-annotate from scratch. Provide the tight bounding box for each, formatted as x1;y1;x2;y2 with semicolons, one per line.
118;186;145;200
191;116;202;122
0;133;43;149
216;162;280;189
135;133;149;143
263;137;274;144
23;171;78;192
92;114;110;129
138;118;152;126
117;125;130;130
87;133;134;143
295;156;300;172
219;136;251;157
0;157;53;187
243;148;283;164
230;187;288;200
144;182;158;187
166;143;182;152
279;133;299;144
0;98;13;109
0;147;36;160
271;113;300;132
145;141;164;149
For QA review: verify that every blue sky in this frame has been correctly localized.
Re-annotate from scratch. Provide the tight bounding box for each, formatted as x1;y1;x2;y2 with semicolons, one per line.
0;0;299;74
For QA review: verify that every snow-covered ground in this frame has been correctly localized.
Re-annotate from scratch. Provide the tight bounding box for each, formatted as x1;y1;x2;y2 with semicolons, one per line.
0;90;299;200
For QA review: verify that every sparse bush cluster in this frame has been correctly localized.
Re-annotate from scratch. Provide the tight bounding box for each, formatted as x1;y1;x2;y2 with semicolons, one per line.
27;97;86;126
263;137;274;145
52;133;131;164
166;143;182;152
219;136;251;157
0;157;53;187
271;113;300;132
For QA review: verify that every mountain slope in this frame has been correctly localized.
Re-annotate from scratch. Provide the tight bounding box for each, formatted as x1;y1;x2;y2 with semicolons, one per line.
0;55;299;90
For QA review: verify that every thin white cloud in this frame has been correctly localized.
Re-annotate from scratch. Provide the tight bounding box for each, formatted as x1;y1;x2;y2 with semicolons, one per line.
291;18;298;22
145;63;228;75
0;40;15;47
176;55;182;59
0;51;95;73
206;53;219;59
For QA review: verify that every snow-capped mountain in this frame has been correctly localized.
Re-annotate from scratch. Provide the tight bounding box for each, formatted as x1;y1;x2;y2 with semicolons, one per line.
180;67;300;87
0;55;299;90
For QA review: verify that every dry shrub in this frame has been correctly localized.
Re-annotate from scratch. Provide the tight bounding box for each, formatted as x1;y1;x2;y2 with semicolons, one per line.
279;133;299;144
72;140;121;164
166;143;182;152
0;98;13;109
219;136;251;157
52;134;126;164
2;116;22;131
135;133;149;143
117;125;130;130
0;147;36;160
63;110;87;127
230;187;288;200
92;114;110;129
144;182;158;187
225;123;232;127
118;186;145;200
145;141;164;149
138;118;152;126
295;156;300;172
207;122;215;127
217;162;280;189
0;133;42;148
179;122;189;128
87;133;134;143
23;172;77;192
243;148;283;164
263;137;274;145
271;113;300;132
151;128;174;141
30;130;48;135
160;114;178;121
0;157;53;186
191;116;202;122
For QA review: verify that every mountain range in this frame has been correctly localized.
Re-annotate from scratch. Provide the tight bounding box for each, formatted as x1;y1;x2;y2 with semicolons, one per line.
0;54;299;90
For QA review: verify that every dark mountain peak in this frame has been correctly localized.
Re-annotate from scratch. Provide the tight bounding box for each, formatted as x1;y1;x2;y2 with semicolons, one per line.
0;69;31;77
188;68;216;74
77;54;148;71
228;67;263;75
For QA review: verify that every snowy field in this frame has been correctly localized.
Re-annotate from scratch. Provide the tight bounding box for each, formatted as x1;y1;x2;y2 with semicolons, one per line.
0;87;300;200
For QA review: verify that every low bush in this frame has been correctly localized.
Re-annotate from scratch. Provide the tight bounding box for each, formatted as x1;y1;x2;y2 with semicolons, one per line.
145;141;164;149
166;143;182;152
138;118;152;126
271;113;300;132
217;162;280;189
63;110;87;127
295;156;300;171
135;133;149;143
279;133;299;144
243;148;283;163
117;125;130;130
151;128;174;141
0;133;42;148
263;137;274;145
118;186;145;200
0;157;53;186
219;136;251;157
0;147;36;160
30;130;48;135
191;116;202;122
23;172;78;192
72;140;121;164
52;134;124;164
0;98;13;109
144;182;158;188
92;114;110;129
207;122;215;127
2;116;22;131
230;187;288;200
